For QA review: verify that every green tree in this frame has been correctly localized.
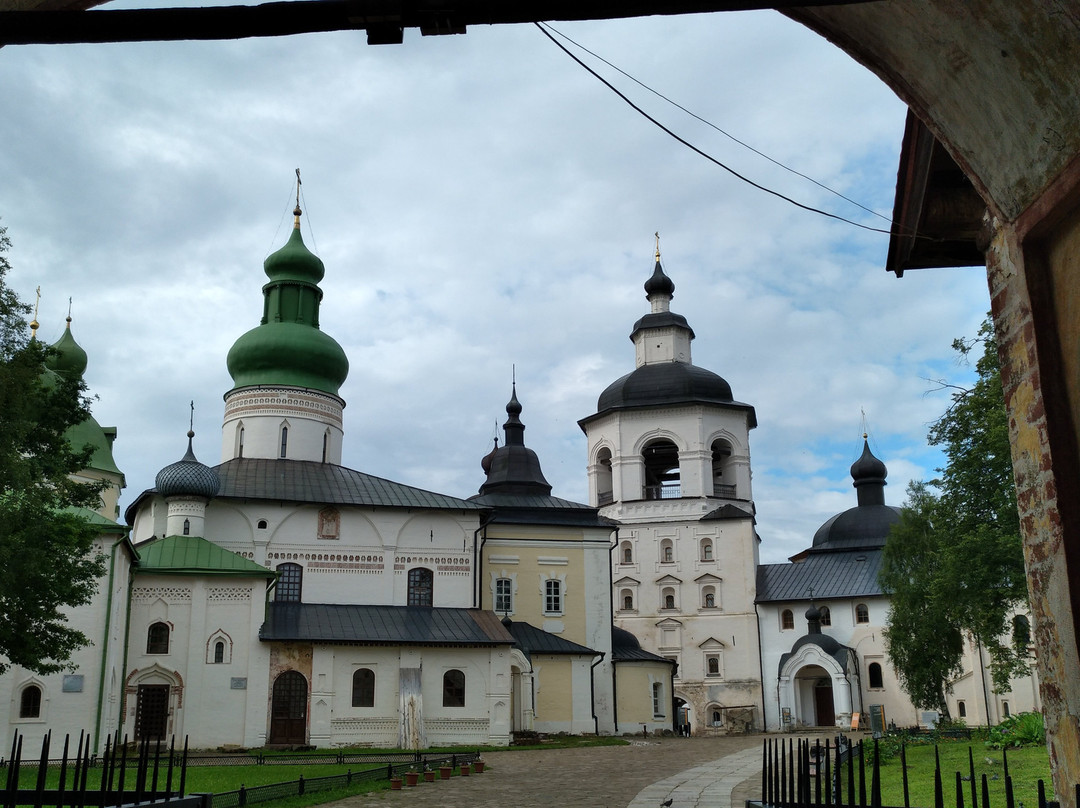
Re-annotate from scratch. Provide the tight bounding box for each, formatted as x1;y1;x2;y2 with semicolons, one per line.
880;317;1028;714
0;222;107;675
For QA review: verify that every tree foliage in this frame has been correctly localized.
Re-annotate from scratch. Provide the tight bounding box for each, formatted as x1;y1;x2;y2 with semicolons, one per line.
880;317;1028;714
0;222;107;675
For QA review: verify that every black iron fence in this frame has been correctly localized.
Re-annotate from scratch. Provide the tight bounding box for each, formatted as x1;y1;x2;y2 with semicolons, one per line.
750;736;1078;808
210;751;480;808
1;730;192;808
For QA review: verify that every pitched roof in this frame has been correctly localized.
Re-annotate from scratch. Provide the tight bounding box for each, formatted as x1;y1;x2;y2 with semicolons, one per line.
471;492;612;528
501;619;598;660
756;549;884;603
136;534;275;577
260;603;515;646
214;458;485;511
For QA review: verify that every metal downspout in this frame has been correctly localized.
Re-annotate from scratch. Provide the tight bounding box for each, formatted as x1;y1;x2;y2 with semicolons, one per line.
93;535;123;753
754;601;768;731
472;512;491;609
590;652;605;735
608;527;619;732
117;557;135;743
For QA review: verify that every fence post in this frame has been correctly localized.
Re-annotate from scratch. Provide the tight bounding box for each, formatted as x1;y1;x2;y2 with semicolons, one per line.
299;774;305;796
239;784;247;807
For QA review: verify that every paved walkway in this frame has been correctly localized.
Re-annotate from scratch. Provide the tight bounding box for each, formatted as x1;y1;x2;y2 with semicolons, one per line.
324;735;765;808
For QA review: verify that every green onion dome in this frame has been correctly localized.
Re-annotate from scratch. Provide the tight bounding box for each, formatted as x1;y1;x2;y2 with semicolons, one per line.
46;317;88;377
226;213;349;396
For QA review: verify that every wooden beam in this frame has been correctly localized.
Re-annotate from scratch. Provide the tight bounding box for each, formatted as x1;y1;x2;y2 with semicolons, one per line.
0;0;880;46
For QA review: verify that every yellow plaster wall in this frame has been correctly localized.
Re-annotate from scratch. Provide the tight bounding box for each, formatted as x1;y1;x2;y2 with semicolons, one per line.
534;655;574;722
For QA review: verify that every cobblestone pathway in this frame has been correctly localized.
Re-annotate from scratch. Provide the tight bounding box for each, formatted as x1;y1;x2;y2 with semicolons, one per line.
323;735;764;808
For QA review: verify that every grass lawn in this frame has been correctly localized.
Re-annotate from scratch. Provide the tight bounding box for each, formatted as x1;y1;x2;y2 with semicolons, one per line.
11;737;628;808
870;742;1052;807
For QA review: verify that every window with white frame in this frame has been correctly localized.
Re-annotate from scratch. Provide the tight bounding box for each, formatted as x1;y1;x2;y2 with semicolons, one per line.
700;539;713;561
495;578;513;613
819;605;832;626
781;609;794;630
652;681;664;717
855;603;870;624
662;587;676;610
19;685;42;719
544;578;563;615
702;586;717;609
705;653;722;677
621;589;634;611
621;541;633;564
660;539;674;563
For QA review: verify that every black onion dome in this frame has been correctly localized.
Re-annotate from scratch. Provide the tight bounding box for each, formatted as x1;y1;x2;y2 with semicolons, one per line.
596;363;736;412
851;440;888;487
480;437;499;474
644;260;675;297
811;441;899;550
476;385;552;496
155;431;220;500
805;604;821;622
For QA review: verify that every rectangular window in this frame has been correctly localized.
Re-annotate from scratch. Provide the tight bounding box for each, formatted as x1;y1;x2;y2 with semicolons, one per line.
495;578;513;613
544;579;562;614
652;682;664;718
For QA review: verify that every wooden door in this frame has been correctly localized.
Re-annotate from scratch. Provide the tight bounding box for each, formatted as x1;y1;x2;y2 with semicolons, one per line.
270;671;308;744
135;684;170;740
813;682;835;727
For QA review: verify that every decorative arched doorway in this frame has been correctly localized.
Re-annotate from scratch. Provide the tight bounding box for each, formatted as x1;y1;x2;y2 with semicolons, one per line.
270;671;308;745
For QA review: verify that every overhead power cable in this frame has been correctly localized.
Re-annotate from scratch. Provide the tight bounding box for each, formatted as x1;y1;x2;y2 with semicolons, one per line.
534;22;917;239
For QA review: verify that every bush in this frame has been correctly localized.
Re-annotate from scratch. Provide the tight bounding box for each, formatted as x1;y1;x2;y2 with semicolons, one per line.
985;712;1045;749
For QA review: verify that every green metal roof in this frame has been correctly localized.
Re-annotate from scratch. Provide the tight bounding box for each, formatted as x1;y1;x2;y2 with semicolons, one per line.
65;505;127;534
136;534;274;577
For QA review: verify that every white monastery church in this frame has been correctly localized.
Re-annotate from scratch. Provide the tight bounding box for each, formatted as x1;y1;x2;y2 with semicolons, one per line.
0;206;1039;750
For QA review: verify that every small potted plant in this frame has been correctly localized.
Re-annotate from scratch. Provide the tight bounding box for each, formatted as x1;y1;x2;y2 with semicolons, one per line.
405;767;419;787
439;763;453;779
460;762;471;776
424;764;436;783
390;775;403;790
473;756;485;773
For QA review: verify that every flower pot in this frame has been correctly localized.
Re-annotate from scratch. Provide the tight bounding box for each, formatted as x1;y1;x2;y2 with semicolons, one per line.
390;777;403;790
460;764;471;776
424;770;436;783
405;772;419;787
473;760;485;773
440;766;452;780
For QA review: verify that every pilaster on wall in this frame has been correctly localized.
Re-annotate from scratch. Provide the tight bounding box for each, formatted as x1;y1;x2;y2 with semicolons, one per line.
986;223;1080;805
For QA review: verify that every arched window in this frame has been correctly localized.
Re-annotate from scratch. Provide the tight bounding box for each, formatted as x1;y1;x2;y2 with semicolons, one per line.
352;668;375;707
237;425;245;458
643;439;680;500
1012;614;1031;650
703;588;716;609
660;539;674;563
819;606;832;626
214;641;225;664
1002;701;1011;718
621;590;634;611
712;710;722;726
276;563;303;602
868;662;884;689
855;603;870;624
662;587;676;610
279;425;289;459
257;519;268;530
147;622;170;654
443;669;465;707
322;431;329;463
711;439;735;497
19;685;42;718
621;541;633;564
596;447;614;505
700;540;713;561
958;701;967;718
408;568;434;606
706;655;721;676
781;609;794;630
182;518;190;536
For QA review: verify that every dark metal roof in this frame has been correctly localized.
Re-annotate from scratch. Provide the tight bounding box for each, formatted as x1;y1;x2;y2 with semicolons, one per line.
701;502;754;521
502;618;598;660
215;458;485;510
471;492;611;528
581;363;757;429
756;549;885;602
611;625;674;664
261;603;514;645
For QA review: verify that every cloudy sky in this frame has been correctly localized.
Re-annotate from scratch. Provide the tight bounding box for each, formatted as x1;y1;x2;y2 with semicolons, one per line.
1;6;992;563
